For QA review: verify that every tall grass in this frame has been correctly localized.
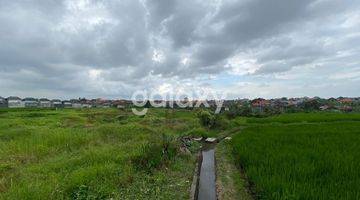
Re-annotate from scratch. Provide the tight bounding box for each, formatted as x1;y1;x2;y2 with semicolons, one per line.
0;108;199;199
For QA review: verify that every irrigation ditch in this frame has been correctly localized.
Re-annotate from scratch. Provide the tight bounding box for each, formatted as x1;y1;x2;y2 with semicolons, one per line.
189;127;245;200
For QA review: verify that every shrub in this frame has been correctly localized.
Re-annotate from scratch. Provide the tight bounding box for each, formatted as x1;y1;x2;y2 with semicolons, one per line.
197;110;228;129
212;114;229;129
197;110;214;128
131;134;177;171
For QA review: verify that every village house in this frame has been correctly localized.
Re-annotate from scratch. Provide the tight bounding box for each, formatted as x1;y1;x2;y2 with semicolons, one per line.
0;96;7;108
92;98;102;108
7;96;24;108
271;98;288;108
101;102;112;108
94;98;112;108
288;98;305;106
113;100;128;109
70;99;82;108
62;100;72;108
251;98;270;107
39;98;51;108
81;103;92;108
319;105;330;111
51;99;63;108
338;97;353;104
22;97;39;108
79;98;92;108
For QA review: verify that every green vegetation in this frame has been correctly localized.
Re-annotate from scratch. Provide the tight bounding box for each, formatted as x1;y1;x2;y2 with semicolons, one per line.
229;113;360;199
215;140;252;200
245;112;360;124
0;108;203;199
2;108;360;200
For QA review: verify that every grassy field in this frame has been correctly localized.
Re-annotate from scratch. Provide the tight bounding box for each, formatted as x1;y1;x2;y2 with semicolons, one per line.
0;108;208;199
230;113;360;199
2;108;359;199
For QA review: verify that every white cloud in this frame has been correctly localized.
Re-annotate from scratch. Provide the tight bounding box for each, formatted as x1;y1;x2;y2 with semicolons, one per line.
0;0;359;99
226;53;260;75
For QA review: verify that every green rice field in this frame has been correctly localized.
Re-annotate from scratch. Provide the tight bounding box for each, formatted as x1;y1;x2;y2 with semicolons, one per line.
230;113;360;199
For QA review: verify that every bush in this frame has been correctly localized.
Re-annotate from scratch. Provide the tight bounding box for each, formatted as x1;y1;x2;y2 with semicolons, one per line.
197;110;228;129
132;143;163;171
226;104;253;119
197;110;214;127
300;99;321;111
212;114;229;129
131;134;177;171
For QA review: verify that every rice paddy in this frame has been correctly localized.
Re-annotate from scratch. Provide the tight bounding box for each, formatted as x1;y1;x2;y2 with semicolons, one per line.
230;113;360;199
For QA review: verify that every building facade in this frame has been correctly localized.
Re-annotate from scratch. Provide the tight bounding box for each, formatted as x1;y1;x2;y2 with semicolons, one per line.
0;96;7;108
39;98;51;108
7;96;24;108
22;97;39;108
51;99;63;108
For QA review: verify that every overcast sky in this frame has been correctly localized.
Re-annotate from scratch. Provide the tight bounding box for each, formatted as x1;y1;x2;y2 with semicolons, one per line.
0;0;359;99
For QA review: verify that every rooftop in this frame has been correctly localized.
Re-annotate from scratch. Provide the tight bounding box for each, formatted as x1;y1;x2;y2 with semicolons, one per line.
7;96;21;100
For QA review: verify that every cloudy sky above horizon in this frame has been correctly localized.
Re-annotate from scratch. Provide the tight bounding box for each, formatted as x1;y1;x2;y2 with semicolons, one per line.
0;0;360;99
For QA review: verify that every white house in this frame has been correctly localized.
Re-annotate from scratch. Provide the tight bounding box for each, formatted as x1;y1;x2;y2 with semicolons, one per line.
39;98;51;108
7;96;24;108
62;101;72;108
22;97;38;108
81;104;92;108
51;99;63;108
70;99;81;108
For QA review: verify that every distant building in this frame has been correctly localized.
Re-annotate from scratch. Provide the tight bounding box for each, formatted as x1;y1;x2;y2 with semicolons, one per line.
338;98;353;104
79;98;92;108
319;105;330;111
288;98;304;106
51;99;63;108
251;98;270;107
62;100;72;108
7;96;24;108
22;97;38;108
82;104;92;108
0;96;7;108
70;99;81;108
93;98;112;108
113;99;131;108
39;98;51;108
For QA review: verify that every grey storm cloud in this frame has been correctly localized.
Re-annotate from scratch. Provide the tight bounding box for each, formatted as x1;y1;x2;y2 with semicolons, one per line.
0;0;359;98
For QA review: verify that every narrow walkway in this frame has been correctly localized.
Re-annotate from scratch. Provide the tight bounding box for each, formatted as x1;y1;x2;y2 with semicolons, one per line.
198;148;217;200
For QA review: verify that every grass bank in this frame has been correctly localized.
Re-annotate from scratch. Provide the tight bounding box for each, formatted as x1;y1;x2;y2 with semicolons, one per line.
215;139;253;200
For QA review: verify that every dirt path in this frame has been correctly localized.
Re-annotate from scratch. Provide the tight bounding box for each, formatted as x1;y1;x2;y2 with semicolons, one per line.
215;141;253;200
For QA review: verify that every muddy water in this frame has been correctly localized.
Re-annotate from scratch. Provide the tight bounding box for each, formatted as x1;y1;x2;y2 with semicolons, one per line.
197;148;216;200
